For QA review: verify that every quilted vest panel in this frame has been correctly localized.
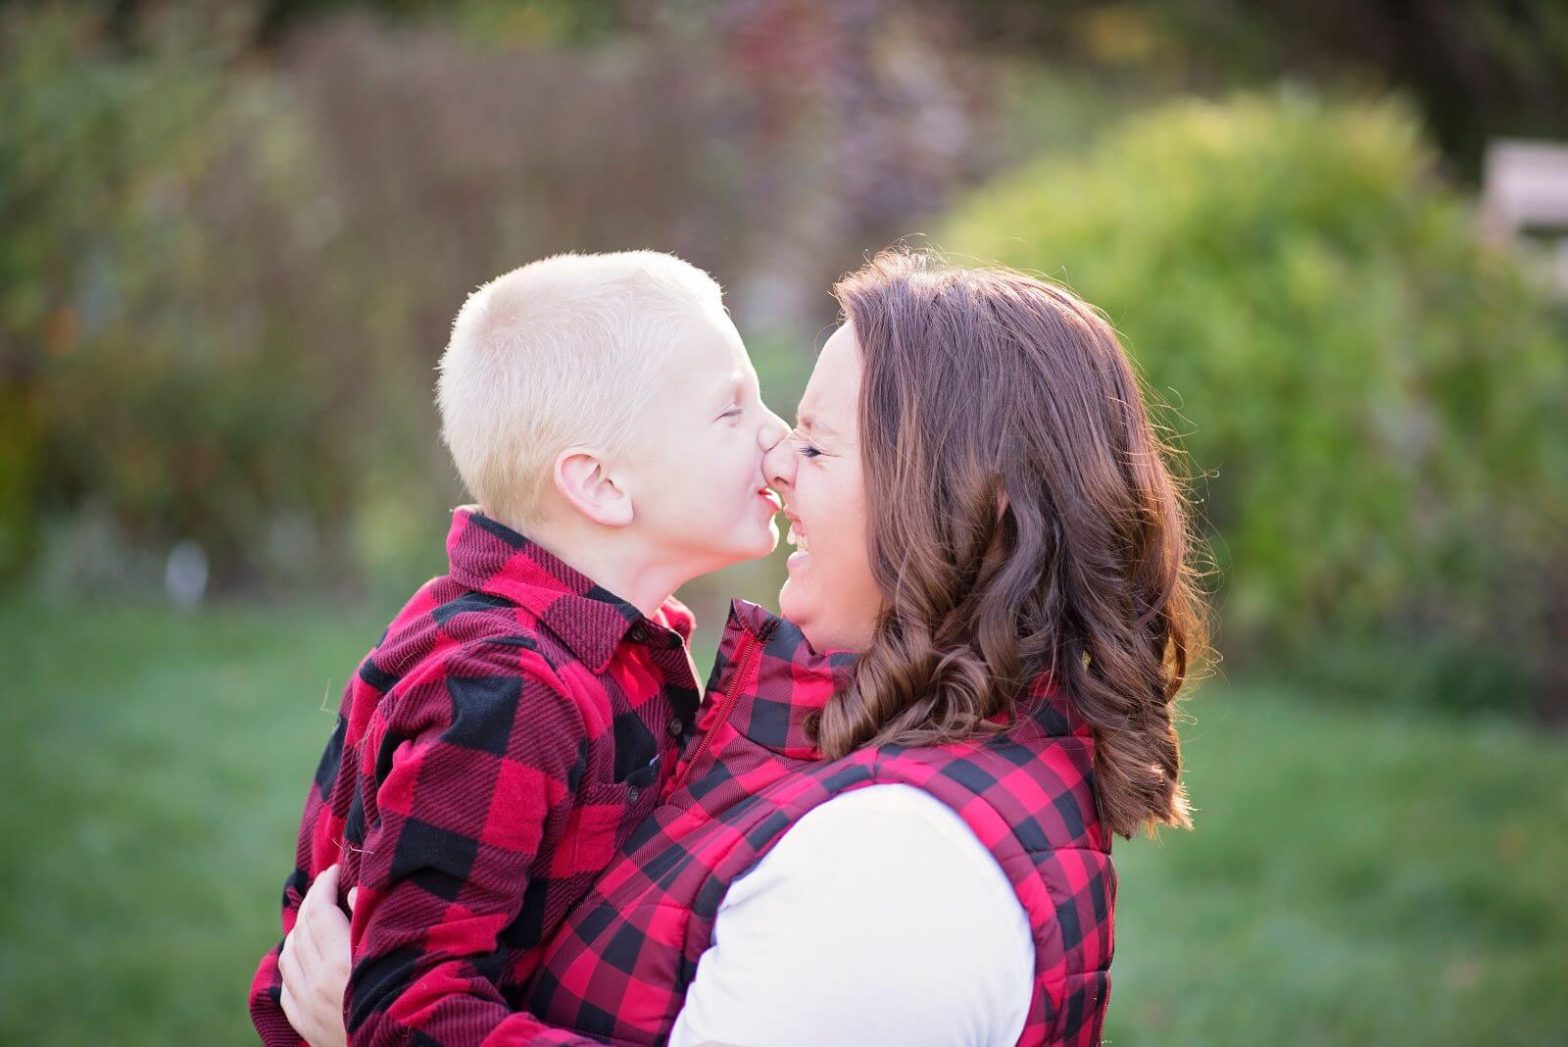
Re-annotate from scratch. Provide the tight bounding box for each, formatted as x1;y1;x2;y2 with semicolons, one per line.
526;601;1115;1046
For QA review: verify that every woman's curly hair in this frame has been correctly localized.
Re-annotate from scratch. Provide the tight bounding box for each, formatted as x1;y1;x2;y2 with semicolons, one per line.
813;248;1210;838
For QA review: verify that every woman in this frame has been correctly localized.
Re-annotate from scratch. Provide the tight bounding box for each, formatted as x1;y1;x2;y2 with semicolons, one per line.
282;249;1206;1046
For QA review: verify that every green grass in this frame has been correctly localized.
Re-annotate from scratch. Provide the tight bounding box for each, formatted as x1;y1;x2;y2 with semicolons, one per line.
1105;684;1568;1045
0;596;385;1045
1;596;1564;1045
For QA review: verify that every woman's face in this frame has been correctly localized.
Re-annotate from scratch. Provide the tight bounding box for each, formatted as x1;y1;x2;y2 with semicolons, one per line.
765;322;885;652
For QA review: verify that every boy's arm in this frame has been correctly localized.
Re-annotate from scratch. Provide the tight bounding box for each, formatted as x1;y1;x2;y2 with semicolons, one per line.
345;648;604;1046
252;709;350;1047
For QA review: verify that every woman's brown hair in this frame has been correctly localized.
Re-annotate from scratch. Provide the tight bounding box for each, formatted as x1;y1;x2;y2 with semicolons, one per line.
815;248;1209;838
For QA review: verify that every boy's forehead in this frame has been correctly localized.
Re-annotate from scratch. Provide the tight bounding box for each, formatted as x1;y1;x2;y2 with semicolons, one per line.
660;312;747;385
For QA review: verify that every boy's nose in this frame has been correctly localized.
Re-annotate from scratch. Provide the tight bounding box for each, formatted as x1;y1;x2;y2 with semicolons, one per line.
762;422;796;492
757;407;790;452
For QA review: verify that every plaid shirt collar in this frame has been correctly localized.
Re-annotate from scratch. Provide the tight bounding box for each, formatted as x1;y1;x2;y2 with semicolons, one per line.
721;598;1091;761
445;506;694;673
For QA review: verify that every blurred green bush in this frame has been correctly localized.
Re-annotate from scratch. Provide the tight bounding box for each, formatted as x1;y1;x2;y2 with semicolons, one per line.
943;92;1568;714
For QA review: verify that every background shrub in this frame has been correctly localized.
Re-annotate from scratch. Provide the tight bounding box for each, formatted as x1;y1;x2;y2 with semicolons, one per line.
943;93;1568;713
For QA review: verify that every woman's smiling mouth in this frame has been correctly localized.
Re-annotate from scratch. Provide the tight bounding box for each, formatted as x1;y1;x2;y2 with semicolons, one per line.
785;516;810;554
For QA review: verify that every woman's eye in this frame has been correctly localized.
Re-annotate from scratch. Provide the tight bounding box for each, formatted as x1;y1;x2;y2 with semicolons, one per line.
721;407;742;421
788;430;824;458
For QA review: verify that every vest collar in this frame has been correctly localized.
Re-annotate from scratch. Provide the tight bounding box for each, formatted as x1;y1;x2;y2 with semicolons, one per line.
709;600;1092;761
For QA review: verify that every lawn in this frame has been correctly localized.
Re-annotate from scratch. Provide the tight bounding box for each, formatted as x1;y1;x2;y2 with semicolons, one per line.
1;595;1563;1045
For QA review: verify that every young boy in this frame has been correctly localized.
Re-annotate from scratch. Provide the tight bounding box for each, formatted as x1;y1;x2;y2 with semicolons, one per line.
250;252;788;1044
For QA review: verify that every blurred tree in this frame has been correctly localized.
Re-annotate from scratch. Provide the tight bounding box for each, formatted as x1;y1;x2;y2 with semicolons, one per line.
86;0;1568;178
1;5;244;582
961;0;1568;180
2;4;379;592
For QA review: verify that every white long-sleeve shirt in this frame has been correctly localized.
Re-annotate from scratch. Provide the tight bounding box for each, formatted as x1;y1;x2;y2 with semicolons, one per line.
669;783;1035;1047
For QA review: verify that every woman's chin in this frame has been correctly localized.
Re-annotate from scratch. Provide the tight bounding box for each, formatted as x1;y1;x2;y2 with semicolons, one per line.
777;574;809;626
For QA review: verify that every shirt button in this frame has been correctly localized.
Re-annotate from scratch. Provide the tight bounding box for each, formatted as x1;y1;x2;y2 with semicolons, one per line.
668;716;684;737
627;624;647;643
627;785;641;803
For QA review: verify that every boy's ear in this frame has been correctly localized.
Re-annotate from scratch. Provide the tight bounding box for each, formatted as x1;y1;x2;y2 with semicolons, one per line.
553;448;634;527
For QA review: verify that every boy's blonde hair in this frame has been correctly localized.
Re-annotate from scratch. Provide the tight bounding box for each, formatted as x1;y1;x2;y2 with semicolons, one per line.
438;251;725;529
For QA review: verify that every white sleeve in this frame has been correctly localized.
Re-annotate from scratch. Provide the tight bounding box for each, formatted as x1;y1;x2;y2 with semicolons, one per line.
668;783;1034;1047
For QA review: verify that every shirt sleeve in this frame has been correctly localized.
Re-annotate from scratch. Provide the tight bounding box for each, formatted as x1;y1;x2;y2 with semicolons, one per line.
668;784;1036;1047
344;645;602;1046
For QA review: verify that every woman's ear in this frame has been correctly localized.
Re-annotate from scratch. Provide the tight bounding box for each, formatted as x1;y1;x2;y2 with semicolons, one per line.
553;447;634;527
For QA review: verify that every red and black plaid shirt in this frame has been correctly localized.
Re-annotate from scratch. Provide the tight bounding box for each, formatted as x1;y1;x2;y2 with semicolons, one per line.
249;507;701;1046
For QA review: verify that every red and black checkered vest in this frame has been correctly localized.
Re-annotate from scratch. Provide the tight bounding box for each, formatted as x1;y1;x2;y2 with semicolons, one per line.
525;599;1116;1046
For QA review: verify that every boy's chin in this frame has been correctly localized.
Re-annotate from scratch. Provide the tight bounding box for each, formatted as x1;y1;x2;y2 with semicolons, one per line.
736;520;781;559
692;525;778;573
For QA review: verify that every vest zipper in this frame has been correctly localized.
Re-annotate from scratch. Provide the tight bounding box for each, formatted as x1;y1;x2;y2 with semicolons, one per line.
673;630;762;792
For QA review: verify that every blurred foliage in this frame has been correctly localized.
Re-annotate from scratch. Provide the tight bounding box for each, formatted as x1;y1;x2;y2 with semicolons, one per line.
2;6;388;591
253;0;629;48
6;1;1568;718
944;92;1568;714
2;0;1006;597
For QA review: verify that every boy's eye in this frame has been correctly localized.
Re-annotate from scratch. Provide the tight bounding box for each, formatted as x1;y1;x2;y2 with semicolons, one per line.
720;406;743;421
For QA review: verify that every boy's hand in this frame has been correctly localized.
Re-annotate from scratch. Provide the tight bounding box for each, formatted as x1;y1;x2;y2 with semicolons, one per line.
279;864;357;1047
